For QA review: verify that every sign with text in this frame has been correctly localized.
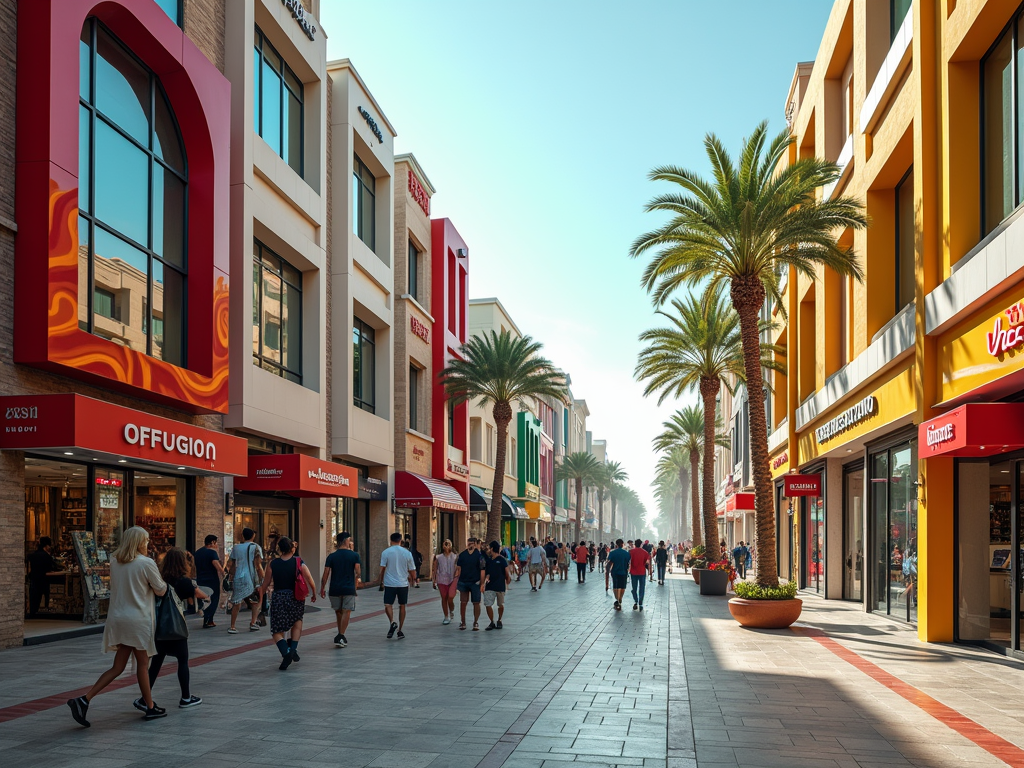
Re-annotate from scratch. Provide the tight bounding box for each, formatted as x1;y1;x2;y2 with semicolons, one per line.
235;454;359;498
783;474;821;497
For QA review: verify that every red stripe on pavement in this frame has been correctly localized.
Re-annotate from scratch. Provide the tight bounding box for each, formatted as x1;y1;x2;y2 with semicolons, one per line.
0;595;436;724
795;626;1024;768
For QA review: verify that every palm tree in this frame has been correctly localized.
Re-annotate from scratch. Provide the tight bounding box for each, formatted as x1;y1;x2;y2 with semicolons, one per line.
631;123;867;586
556;452;602;544
654;449;688;543
441;330;567;544
604;461;628;535
652;406;704;549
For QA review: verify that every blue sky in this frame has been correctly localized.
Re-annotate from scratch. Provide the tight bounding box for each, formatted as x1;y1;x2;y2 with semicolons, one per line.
321;1;834;532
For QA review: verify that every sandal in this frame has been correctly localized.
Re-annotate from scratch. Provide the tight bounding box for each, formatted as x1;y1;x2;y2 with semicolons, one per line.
472;622;479;631
459;623;466;630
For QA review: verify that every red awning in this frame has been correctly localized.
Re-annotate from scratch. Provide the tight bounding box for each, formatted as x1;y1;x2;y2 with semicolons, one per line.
919;403;1024;458
726;493;755;513
395;471;468;512
234;454;359;498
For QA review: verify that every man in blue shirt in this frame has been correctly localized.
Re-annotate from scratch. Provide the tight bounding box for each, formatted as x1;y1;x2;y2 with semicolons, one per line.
320;532;361;647
604;539;631;611
378;532;417;640
732;541;749;580
482;541;511;630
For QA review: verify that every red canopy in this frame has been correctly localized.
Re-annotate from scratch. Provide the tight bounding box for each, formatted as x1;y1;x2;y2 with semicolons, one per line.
395;471;467;512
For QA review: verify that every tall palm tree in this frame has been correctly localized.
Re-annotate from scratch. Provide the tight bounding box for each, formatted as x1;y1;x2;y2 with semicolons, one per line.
631;123;866;586
652;406;705;549
654;449;688;543
604;461;628;535
441;330;567;544
556;452;602;544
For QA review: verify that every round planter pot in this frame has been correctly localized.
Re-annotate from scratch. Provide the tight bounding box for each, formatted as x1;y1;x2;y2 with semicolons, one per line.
698;569;728;596
727;597;803;628
691;568;702;585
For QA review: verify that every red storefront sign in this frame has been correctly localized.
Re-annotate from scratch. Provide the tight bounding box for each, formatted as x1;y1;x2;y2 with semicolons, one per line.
0;394;247;475
918;403;1024;457
409;171;430;215
234;454;359;498
411;316;430;342
772;452;788;470
783;474;821;497
726;492;755;512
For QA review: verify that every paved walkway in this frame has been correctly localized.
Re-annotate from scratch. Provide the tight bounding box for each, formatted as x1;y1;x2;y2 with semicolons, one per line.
0;570;1023;768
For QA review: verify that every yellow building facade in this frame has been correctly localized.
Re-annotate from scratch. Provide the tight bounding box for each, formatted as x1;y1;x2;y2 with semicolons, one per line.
774;0;1024;657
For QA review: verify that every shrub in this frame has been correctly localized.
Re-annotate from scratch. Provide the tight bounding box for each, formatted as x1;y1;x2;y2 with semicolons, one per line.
706;559;733;573
732;581;799;601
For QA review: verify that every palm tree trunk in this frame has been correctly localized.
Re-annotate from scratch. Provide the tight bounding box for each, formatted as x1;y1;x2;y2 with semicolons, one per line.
687;455;701;547
574;478;583;543
699;376;721;557
597;489;605;542
490;402;513;546
731;277;778;587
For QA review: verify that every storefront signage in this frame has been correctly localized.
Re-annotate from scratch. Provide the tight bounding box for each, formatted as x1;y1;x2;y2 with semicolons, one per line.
783;474;821;497
815;396;877;444
409;172;430;215
772;452;788;470
523;482;540;501
358;107;384;144
359;476;388;501
307;467;351;489
281;0;316;40
925;422;955;449
235;454;359;498
0;394;247;475
985;301;1024;357
411;317;430;342
95;477;122;487
412;446;425;457
447;459;470;477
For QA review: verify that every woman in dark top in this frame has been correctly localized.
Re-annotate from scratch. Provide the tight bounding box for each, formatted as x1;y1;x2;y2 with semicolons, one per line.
144;548;207;711
654;541;669;585
257;537;316;671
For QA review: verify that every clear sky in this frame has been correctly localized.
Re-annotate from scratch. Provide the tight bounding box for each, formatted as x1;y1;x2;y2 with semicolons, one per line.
321;1;834;532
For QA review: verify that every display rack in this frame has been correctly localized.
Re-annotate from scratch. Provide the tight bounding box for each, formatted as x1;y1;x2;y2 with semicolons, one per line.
71;530;109;624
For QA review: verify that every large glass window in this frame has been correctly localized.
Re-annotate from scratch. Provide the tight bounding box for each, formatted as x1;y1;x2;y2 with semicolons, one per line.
843;464;864;602
804;486;825;594
253;26;303;177
79;20;187;366
252;240;302;384
981;16;1024;235
870;439;918;622
890;0;911;42
895;169;915;312
353;155;376;252
409;364;419;431
353;318;376;413
408;240;419;301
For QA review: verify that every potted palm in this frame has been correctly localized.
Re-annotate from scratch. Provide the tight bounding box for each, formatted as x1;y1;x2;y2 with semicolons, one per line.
728;581;802;628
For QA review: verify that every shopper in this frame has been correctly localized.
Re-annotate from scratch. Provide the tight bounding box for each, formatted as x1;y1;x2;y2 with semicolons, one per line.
527;537;547;591
482;540;511;630
193;535;223;629
455;537;487;631
516;541;529;580
629;538;653;610
378;532;417;639
67;527;168;726
605;538;630;611
257;537;315;670
411;541;424;588
431;538;458;625
320;532;361;647
27;536;61;618
598;542;608;573
143;548;206;710
226;527;264;634
588;542;597;572
655;541;669;585
560;541;572;580
732;541;749;580
574;540;589;583
544;537;558;579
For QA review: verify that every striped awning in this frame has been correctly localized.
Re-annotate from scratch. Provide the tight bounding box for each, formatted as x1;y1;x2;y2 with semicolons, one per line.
394;471;467;512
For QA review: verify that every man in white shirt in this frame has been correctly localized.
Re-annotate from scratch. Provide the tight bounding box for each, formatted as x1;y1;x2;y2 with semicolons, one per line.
527;537;547;592
378;532;417;639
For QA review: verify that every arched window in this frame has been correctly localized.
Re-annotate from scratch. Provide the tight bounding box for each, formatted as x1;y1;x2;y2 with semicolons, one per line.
77;18;187;367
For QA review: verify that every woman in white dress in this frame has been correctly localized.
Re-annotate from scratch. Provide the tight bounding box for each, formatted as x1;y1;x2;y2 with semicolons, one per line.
67;527;168;727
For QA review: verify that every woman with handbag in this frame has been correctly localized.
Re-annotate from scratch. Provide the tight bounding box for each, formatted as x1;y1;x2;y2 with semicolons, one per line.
257;537;316;670
142;548;206;711
67;527;168;727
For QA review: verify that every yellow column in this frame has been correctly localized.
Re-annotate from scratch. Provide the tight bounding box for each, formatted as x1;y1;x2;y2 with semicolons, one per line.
918;456;954;640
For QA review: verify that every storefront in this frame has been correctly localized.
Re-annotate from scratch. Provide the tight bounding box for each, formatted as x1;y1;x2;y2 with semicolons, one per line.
525;501;552;542
394;471;468;558
7;393;247;625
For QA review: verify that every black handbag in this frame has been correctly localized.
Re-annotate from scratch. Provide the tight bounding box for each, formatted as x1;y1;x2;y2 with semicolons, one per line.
155;589;188;642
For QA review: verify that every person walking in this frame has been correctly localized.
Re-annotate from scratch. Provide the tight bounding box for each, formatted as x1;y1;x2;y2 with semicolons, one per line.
257;537;315;670
455;537;486;631
598;542;608;573
629;538;652;611
588;542;597;572
516;541;529;581
27;536;61;618
543;537;558;580
378;532;417;640
67;527;168;726
605;539;630;611
431;538;458;625
482;541;511;630
320;532;361;647
226;527;264;634
411;542;424;588
574;540;589;583
193;535;224;629
560;541;572;580
654;541;669;585
732;541;749;580
143;548;206;710
527;537;547;591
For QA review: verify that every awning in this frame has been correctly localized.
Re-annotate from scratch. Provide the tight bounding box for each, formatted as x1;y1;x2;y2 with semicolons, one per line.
0;393;248;476
726;493;755;513
525;501;552;522
919;403;1024;458
553;511;568;524
469;485;489;511
394;471;468;512
469;486;526;518
234;454;359;497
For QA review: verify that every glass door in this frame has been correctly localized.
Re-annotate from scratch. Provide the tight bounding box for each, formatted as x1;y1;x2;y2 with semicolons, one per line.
806;494;825;593
843;464;864;601
869;438;918;622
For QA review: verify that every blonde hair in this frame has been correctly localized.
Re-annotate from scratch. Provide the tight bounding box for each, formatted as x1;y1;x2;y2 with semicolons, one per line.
114;526;150;564
442;539;452;552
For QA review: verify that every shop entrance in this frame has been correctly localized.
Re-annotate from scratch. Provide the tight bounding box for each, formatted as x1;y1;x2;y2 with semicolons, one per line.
804;493;825;593
439;511;456;551
869;438;918;623
331;497;370;568
775;481;794;582
231;495;297;564
843;462;864;602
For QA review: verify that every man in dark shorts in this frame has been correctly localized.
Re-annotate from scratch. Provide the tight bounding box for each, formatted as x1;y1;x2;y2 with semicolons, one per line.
605;538;631;611
321;531;361;647
543;537;558;579
378;532;416;639
482;541;511;630
454;537;486;631
193;535;224;628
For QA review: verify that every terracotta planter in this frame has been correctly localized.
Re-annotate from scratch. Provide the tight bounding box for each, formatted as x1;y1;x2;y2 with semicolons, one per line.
698;569;728;596
691;568;702;585
728;597;803;628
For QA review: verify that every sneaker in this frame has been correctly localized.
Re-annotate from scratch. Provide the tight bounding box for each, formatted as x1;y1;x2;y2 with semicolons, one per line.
249;624;260;632
202;622;216;628
144;706;167;721
472;622;479;631
258;613;267;627
442;617;451;625
339;634;347;647
279;654;293;671
133;698;165;714
387;622;398;639
484;622;496;631
290;650;300;662
633;603;639;611
531;587;537;592
334;633;343;647
227;627;238;634
396;631;405;640
179;696;203;708
67;696;90;728
613;600;620;610
496;621;503;629
639;605;644;611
